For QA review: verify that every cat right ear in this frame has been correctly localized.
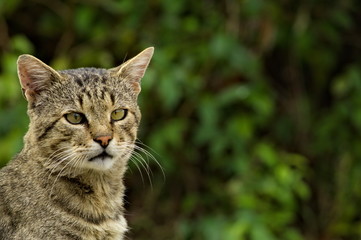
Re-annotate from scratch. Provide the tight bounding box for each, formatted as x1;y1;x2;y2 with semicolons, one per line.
110;47;154;94
17;54;62;102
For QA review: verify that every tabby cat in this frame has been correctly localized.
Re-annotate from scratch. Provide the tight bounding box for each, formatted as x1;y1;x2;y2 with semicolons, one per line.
0;47;154;240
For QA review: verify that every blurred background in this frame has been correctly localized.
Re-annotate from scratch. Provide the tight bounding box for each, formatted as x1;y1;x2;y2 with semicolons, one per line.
1;0;361;239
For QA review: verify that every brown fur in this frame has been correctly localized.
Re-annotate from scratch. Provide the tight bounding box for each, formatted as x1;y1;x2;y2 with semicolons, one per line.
0;47;154;240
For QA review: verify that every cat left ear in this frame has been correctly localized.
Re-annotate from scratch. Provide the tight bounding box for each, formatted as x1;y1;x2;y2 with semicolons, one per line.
17;54;62;102
111;47;154;93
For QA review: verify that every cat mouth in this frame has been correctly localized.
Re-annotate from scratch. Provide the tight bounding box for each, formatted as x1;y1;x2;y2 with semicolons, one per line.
89;151;113;161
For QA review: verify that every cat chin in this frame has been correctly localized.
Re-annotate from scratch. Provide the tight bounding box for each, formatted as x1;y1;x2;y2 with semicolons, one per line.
83;156;115;171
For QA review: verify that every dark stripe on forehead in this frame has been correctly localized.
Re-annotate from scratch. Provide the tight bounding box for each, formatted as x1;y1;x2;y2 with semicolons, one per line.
75;78;84;87
91;75;100;82
101;75;107;84
93;75;98;82
37;119;59;141
103;86;109;93
81;73;90;82
100;89;105;100
85;90;92;99
110;93;115;105
77;95;83;107
100;87;110;100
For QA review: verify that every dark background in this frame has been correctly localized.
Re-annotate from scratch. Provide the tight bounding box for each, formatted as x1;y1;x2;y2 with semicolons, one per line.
1;0;361;239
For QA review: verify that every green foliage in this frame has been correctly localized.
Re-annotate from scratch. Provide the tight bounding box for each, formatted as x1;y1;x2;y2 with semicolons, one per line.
1;0;361;239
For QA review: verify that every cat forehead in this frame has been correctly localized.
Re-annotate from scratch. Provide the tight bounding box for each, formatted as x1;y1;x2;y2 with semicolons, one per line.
34;68;136;111
58;68;131;96
60;68;111;85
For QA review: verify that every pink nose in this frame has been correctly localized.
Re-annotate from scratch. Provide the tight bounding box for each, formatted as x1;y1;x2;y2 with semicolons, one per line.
94;135;112;147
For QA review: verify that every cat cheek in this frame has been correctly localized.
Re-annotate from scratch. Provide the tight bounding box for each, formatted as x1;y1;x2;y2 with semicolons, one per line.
68;132;89;146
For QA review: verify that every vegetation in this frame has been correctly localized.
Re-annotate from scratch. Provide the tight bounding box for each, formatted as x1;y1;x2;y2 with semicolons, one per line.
1;0;361;239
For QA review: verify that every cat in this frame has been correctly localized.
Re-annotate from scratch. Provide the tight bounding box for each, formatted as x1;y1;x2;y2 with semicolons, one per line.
0;47;154;240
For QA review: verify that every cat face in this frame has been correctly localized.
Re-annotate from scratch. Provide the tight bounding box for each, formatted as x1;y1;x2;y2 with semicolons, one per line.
17;48;154;173
38;69;141;172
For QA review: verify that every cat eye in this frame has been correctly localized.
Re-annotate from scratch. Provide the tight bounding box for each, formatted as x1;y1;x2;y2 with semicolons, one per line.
64;112;86;124
111;109;128;121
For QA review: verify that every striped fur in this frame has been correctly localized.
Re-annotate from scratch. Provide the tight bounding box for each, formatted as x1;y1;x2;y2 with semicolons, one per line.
0;47;154;239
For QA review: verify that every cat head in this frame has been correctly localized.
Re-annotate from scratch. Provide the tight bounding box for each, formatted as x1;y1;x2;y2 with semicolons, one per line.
17;47;154;173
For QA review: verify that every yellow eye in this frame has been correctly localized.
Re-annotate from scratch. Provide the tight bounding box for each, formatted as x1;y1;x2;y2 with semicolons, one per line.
111;109;127;121
65;112;85;124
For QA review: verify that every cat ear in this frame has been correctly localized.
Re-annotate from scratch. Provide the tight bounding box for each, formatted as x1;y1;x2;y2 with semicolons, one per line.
111;47;154;93
17;54;62;102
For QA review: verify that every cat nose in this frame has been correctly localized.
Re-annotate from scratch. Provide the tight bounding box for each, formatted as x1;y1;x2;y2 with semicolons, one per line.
94;135;112;148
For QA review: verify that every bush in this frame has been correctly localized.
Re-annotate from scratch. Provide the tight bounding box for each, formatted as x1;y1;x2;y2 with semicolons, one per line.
1;0;361;239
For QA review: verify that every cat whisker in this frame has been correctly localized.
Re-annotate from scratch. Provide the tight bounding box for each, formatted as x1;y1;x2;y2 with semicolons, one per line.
49;153;79;197
47;149;74;167
118;143;150;186
134;141;165;181
45;147;69;159
135;139;161;158
33;148;69;180
129;156;145;185
135;140;165;177
119;142;164;189
46;150;77;181
44;147;72;167
70;154;86;177
131;151;153;189
131;149;152;173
